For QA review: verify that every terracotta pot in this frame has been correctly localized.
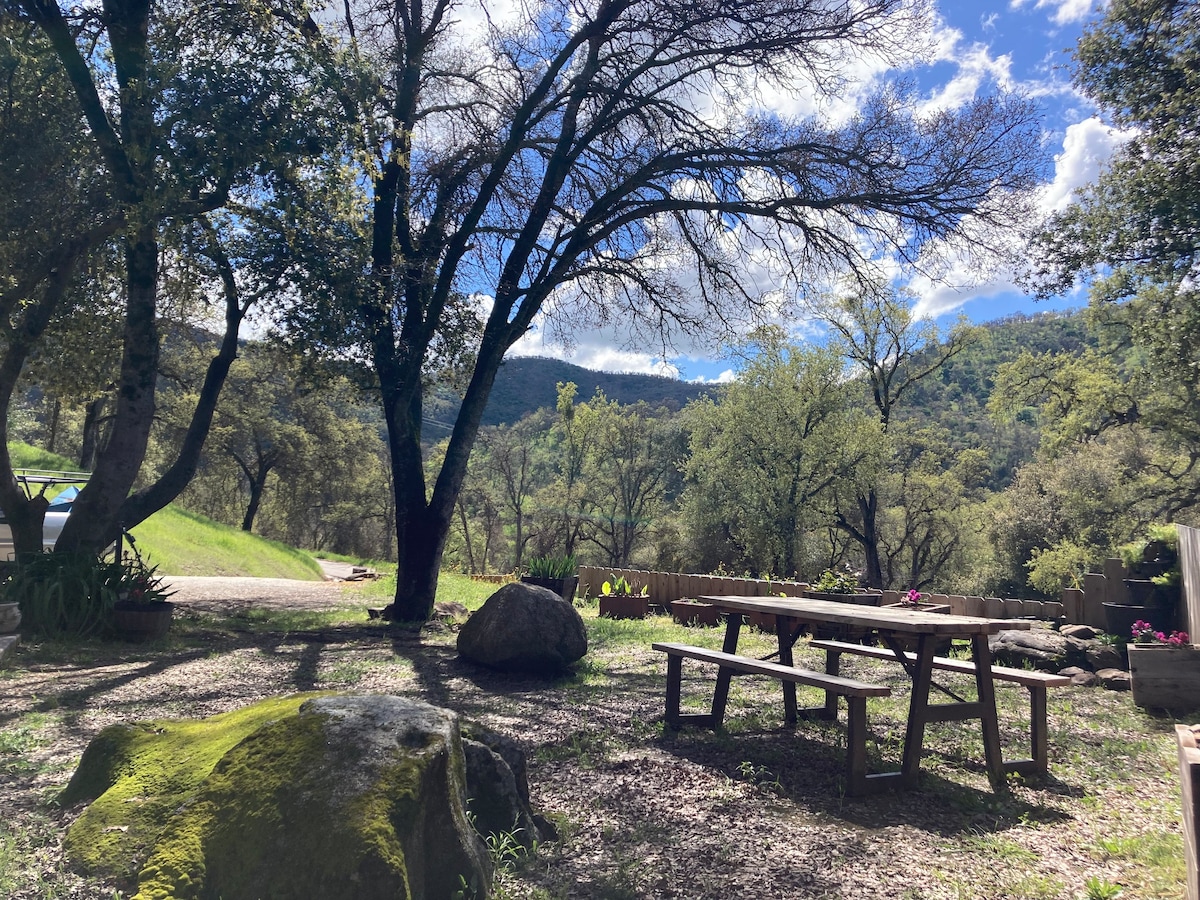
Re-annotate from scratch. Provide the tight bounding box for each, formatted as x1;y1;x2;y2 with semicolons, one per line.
598;594;648;620
112;601;174;642
0;601;20;634
669;600;721;627
1128;643;1200;710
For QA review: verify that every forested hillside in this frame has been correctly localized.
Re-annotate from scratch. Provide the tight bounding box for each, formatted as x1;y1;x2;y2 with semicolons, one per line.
427;356;714;431
9;303;1193;600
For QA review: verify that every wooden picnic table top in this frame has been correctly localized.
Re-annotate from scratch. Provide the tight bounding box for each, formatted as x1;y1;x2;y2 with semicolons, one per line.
698;595;1031;636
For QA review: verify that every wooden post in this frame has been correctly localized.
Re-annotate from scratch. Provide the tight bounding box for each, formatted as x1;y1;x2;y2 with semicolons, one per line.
1061;588;1084;623
1103;558;1129;604
1082;573;1108;628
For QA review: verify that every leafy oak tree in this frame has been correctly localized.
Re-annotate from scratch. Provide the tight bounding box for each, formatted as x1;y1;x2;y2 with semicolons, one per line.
815;281;980;587
683;331;874;577
1;1;328;557
290;0;1044;620
1027;0;1200;509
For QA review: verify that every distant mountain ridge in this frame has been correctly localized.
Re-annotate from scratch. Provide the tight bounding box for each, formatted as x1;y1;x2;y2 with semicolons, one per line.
424;311;1090;458
425;356;716;431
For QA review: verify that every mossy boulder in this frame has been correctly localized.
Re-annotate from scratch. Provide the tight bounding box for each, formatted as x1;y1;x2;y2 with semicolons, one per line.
62;694;492;900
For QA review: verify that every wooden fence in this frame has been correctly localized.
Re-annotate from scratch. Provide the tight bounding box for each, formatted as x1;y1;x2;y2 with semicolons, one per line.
490;537;1200;627
577;565;1091;623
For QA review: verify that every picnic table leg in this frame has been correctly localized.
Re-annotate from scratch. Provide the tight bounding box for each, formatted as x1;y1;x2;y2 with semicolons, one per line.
1028;686;1049;774
900;633;937;788
664;652;683;729
710;614;743;727
775;615;798;725
971;633;1006;786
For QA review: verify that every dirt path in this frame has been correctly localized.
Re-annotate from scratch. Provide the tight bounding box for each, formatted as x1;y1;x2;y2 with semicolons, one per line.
164;574;352;614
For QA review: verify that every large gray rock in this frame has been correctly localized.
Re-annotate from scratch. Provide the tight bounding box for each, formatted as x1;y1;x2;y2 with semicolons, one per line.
989;628;1089;672
63;694;493;900
457;582;587;673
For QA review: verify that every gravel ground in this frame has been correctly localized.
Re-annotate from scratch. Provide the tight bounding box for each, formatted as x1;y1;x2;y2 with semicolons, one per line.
0;579;1191;900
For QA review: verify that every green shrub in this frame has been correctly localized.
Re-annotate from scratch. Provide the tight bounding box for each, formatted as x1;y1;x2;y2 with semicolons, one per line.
4;553;119;638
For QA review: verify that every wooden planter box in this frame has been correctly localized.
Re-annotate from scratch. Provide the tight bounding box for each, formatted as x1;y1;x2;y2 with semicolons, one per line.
669;600;721;628
882;601;951;614
1128;644;1200;709
1176;725;1200;900
802;590;882;606
598;594;649;620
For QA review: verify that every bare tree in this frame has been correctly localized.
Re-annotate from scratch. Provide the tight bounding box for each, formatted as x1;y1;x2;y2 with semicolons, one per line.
289;0;1043;619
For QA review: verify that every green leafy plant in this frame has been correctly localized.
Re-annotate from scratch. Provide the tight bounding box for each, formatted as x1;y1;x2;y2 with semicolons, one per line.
106;543;175;606
525;553;577;579
811;568;862;593
1083;875;1122;899
4;552;119;638
601;575;647;597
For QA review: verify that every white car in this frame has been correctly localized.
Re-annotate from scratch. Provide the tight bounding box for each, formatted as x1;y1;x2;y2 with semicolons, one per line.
0;476;82;561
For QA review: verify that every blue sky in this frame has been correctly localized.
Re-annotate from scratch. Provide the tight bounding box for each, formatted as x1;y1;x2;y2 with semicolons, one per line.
507;0;1122;383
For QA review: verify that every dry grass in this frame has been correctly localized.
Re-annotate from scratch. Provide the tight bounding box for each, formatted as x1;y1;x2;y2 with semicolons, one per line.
0;577;1190;900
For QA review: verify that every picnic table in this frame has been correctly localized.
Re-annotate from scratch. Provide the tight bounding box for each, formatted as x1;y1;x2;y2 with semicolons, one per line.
666;595;1062;793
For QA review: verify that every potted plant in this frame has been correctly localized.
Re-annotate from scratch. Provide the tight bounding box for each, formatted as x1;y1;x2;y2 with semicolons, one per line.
1106;524;1180;638
883;589;950;615
108;551;176;642
882;589;952;653
520;553;578;601
1127;620;1200;710
598;575;649;619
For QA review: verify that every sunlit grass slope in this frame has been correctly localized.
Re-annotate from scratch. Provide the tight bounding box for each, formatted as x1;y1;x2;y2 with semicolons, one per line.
130;507;322;579
7;442;321;580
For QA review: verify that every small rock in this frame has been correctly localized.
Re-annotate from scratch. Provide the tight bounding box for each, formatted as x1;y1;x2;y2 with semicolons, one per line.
1095;668;1131;691
1071;671;1099;687
1059;666;1089;677
433;600;469;622
1086;645;1125;671
1060;624;1097;640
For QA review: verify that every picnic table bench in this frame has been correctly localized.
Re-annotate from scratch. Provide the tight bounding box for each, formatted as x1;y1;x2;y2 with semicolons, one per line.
653;642;891;795
810;638;1071;776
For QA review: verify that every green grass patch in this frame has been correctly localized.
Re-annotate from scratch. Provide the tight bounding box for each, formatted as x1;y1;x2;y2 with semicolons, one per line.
7;443;82;474
131;506;322;580
357;571;498;610
0;713;51;776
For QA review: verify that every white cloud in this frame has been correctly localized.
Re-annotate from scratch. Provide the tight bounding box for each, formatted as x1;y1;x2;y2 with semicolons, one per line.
1009;0;1100;27
1039;116;1132;213
904;117;1130;319
919;43;1014;112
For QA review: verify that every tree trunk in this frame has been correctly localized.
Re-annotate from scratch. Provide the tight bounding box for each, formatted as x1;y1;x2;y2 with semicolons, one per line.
858;489;883;589
56;227;160;552
78;397;105;470
241;463;272;533
0;256;78;556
